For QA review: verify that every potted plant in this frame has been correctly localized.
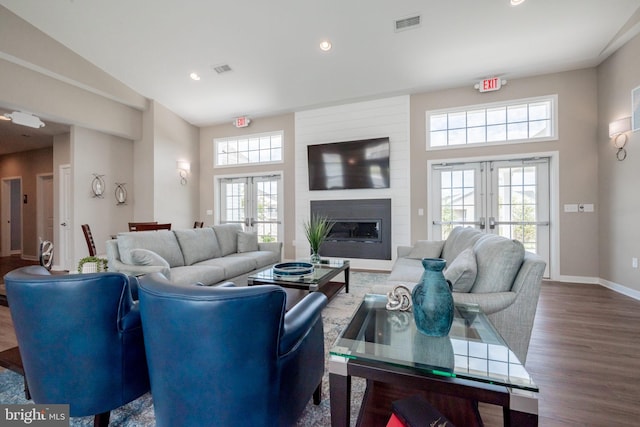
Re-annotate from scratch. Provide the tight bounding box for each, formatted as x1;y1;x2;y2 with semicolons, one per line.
303;214;334;264
78;256;108;274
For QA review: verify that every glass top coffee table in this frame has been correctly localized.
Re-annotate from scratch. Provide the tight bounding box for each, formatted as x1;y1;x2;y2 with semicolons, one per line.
247;259;349;301
329;294;539;426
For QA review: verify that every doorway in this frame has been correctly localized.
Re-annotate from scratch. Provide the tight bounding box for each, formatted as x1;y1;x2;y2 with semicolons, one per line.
1;177;22;257
430;157;552;277
217;173;283;243
37;173;54;242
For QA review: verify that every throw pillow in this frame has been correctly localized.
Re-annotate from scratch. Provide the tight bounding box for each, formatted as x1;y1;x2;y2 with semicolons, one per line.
130;248;171;278
237;231;259;253
444;247;477;293
471;236;525;293
407;240;445;260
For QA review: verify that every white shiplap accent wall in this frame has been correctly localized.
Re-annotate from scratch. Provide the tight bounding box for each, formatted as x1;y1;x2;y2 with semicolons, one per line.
294;96;410;271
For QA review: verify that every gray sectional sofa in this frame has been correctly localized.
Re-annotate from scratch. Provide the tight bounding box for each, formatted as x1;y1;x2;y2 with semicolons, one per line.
375;226;546;364
106;224;282;287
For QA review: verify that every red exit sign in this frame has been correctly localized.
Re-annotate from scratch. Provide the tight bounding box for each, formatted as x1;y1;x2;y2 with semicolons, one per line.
476;77;503;93
233;116;251;128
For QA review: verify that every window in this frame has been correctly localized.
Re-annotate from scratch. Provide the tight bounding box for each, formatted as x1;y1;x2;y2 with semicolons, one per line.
215;131;283;167
427;96;557;149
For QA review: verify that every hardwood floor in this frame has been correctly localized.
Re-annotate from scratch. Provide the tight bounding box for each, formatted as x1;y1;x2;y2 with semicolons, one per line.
1;261;639;425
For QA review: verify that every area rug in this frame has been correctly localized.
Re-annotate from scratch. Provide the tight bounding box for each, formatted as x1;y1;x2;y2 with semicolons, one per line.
0;271;390;426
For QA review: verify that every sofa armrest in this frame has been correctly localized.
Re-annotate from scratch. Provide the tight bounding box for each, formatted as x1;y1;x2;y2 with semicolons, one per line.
258;241;283;254
108;257;168;277
452;291;517;315
279;292;327;355
397;245;413;258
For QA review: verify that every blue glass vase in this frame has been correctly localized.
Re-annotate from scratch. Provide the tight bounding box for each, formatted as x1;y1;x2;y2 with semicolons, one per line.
411;258;454;337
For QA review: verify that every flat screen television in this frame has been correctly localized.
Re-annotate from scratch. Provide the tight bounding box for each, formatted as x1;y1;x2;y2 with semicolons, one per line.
307;137;390;190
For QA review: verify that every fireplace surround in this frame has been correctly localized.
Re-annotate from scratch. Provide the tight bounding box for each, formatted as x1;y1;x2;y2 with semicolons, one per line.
310;199;391;260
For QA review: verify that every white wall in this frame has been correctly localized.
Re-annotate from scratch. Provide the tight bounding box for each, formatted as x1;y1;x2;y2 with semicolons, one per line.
295;96;411;271
597;33;640;298
151;101;200;229
72;126;134;265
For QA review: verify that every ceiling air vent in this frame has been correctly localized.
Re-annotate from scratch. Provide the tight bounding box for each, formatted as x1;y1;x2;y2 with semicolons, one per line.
394;15;421;32
213;64;232;74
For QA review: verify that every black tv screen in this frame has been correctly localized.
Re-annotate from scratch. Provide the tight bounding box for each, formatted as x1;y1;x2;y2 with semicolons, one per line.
307;137;390;190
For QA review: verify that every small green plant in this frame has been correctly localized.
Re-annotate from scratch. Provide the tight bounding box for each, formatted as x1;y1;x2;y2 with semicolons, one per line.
303;214;335;255
77;256;108;273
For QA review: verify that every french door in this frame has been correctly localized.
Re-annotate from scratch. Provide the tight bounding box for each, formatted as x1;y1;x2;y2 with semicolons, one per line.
431;158;550;277
218;174;282;243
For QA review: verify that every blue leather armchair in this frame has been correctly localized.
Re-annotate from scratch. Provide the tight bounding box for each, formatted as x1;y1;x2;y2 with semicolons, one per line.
138;273;328;427
4;266;150;426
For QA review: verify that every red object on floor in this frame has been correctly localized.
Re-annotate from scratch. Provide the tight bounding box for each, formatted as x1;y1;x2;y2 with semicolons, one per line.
386;413;407;427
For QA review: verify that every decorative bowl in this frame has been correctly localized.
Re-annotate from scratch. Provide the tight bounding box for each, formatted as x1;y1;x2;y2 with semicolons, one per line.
273;262;314;277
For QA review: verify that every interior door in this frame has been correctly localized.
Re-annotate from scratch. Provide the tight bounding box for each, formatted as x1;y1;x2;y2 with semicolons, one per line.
1;177;21;256
431;158;550;277
59;165;72;271
38;174;54;242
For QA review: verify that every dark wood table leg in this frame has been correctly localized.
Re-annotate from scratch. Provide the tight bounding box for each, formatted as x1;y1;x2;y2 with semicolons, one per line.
504;407;538;427
330;372;351;427
344;266;350;293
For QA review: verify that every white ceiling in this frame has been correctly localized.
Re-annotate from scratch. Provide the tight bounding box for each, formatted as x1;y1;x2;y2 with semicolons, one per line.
1;0;640;128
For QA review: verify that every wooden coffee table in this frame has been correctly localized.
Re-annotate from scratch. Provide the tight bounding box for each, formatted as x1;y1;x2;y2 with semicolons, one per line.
247;259;349;301
329;294;539;426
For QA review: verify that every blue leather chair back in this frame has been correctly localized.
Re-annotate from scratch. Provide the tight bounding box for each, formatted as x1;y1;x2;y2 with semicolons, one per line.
139;273;327;427
4;266;149;418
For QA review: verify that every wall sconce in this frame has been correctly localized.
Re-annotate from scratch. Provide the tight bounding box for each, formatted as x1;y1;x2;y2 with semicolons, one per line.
177;161;191;185
115;183;127;205
91;174;105;198
609;117;631;161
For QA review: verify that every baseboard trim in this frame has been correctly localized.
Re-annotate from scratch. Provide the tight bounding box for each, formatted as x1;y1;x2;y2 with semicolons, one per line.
557;275;600;284
556;275;640;301
598;278;640;301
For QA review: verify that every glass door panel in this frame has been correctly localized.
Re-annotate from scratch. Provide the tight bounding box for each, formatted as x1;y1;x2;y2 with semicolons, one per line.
219;174;282;243
431;158;550;277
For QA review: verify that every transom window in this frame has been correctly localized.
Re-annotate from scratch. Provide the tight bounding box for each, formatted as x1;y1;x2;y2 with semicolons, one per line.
427;95;557;149
215;131;283;167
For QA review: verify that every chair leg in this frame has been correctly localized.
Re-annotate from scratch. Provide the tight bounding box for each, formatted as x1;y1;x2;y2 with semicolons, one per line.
23;377;30;400
94;411;110;427
313;381;322;405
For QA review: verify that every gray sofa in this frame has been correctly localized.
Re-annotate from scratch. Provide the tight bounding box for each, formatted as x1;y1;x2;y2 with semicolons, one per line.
376;226;546;364
106;224;282;286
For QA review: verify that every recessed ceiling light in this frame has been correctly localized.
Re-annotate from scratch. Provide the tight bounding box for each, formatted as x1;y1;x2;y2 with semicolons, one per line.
510;0;525;5
189;72;201;81
319;40;332;52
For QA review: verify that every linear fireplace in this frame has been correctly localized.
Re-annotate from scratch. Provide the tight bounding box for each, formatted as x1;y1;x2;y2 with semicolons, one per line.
327;219;382;242
310;199;391;260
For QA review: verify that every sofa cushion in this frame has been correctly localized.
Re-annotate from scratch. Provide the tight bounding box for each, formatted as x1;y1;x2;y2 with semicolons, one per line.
173;228;222;265
441;227;484;264
444;247;477;293
407;240;444;260
228;250;280;269
196;255;258;279
212;224;243;256
166;265;226;287
237;231;259;253
118;230;185;268
471;235;525;293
